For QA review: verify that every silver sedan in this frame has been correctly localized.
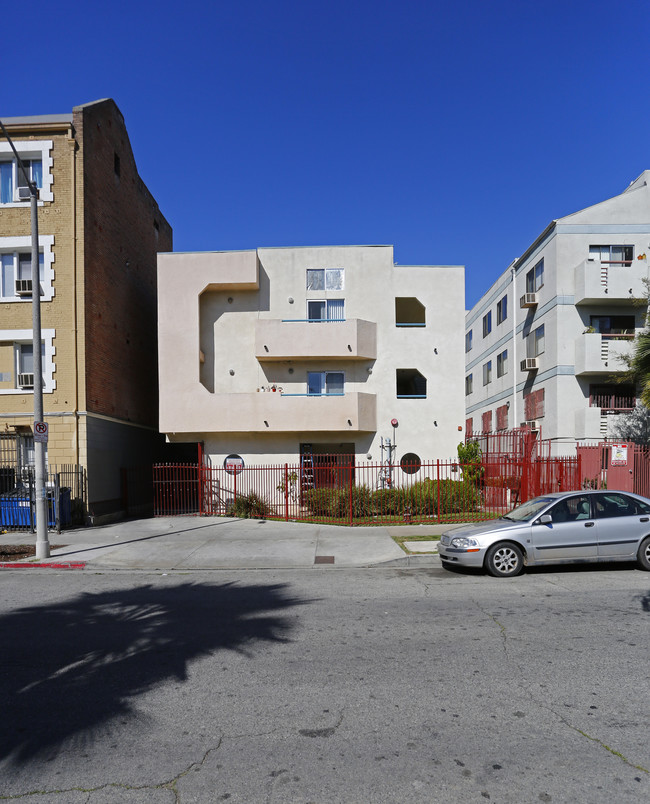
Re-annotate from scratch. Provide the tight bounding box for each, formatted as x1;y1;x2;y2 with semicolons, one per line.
438;490;650;577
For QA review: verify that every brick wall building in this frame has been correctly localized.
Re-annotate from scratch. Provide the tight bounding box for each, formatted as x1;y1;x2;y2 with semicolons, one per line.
0;98;174;518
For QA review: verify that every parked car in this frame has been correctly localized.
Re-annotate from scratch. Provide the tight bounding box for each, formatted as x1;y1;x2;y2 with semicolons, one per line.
438;490;650;577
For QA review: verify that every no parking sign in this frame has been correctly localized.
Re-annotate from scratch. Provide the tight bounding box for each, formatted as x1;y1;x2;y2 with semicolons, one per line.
34;422;48;443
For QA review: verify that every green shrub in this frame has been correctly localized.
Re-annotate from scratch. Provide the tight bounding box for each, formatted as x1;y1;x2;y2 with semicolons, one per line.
228;492;272;519
371;487;408;515
303;487;334;516
304;485;373;518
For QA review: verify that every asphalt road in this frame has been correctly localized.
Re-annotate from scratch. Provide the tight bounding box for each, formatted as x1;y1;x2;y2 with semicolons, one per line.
0;565;648;803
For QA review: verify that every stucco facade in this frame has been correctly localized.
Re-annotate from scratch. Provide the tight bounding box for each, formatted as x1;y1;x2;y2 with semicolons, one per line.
465;171;650;451
0;100;173;516
158;245;465;467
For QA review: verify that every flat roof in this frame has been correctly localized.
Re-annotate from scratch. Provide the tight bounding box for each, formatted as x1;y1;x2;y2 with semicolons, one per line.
1;113;73;126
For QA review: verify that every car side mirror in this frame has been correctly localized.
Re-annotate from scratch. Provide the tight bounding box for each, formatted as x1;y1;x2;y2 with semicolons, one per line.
538;514;552;525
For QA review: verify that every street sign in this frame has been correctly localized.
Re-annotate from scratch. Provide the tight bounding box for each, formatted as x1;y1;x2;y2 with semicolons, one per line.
34;421;48;443
224;454;244;475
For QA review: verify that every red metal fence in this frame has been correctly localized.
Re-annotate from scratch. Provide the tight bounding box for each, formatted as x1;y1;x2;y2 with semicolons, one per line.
153;454;581;524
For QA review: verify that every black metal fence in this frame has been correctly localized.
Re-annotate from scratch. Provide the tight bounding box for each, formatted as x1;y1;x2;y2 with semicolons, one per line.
0;464;88;533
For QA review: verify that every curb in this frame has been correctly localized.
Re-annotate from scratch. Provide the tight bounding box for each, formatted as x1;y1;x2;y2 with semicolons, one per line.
0;561;86;570
373;554;441;568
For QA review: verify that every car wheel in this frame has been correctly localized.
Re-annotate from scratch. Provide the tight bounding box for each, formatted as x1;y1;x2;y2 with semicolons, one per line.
485;542;524;578
637;536;650;571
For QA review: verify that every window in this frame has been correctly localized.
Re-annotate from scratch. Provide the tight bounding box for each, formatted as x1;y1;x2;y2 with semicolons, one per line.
526;259;544;293
527;324;545;357
307;371;344;395
589;245;634;266
524;388;545;419
496;295;507;325
482;311;492;337
395;297;425;327
589;315;635;339
465;330;473;352
483;360;492;385
496;349;508;377
15;342;45;389
0;158;42;204
481;410;492;433
307;299;345;321
0;252;45;299
396;369;427;398
496;404;509;431
465;417;473;436
0;236;54;302
0;139;53;205
465;374;473;396
306;268;344;291
0;328;55;395
549;495;592;523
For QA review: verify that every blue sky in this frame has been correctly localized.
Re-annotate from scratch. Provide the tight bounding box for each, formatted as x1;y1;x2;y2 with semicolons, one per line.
4;0;649;307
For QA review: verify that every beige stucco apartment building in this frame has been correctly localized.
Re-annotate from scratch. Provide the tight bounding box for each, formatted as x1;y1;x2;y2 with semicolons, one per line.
158;245;465;470
0;99;172;516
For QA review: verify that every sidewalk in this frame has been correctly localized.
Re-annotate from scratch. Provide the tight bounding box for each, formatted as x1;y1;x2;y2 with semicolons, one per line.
0;517;447;570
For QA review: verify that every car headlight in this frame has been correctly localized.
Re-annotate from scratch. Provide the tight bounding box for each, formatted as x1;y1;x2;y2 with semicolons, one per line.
451;537;480;549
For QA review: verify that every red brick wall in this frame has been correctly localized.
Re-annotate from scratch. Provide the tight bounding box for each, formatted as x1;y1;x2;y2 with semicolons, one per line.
74;100;172;428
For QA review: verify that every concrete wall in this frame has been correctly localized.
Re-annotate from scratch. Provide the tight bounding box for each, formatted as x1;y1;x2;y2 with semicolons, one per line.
159;245;466;467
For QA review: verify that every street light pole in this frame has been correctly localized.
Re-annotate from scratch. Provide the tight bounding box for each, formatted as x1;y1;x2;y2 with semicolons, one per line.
0;120;49;557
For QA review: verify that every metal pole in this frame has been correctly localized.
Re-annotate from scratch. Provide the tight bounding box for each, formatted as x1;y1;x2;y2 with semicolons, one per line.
31;189;49;557
0;120;49;557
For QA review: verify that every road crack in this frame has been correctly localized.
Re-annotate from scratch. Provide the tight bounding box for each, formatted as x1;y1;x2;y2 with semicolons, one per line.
0;738;224;803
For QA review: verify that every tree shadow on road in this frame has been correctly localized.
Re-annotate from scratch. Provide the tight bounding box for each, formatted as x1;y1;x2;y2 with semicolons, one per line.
0;580;307;764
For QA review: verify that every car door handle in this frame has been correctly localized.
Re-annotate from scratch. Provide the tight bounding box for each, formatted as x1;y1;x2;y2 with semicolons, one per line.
584;522;595;527
641;517;649;522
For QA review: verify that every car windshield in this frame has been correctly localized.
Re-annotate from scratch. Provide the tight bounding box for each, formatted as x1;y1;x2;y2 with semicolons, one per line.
502;497;555;522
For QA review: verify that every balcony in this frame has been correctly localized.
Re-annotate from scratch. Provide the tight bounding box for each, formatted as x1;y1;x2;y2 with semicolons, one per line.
160;390;377;435
574;259;646;305
255;318;377;361
574;333;633;376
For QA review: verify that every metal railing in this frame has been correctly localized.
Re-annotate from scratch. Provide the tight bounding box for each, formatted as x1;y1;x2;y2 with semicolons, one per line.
153;453;581;524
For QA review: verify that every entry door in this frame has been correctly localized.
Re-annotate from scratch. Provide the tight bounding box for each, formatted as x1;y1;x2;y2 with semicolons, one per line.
531;494;598;562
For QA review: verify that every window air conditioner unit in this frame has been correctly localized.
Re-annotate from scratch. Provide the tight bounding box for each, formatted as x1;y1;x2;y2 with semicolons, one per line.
14;186;33;202
14;279;32;296
520;357;539;371
520;292;538;308
17;373;34;389
521;420;540;432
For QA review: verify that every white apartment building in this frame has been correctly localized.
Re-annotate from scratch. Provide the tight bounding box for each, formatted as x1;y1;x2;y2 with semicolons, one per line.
465;171;650;451
158;245;465;469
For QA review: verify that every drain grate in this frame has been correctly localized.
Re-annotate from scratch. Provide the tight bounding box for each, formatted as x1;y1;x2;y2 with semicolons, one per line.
314;555;335;565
